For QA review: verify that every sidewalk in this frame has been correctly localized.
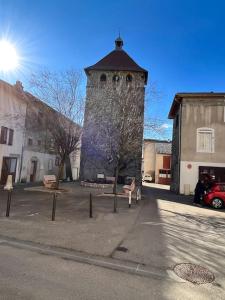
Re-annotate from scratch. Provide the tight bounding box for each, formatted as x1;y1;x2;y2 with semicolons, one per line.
0;182;140;257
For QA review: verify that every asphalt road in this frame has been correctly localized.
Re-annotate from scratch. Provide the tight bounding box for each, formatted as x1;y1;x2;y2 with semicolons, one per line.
0;242;223;300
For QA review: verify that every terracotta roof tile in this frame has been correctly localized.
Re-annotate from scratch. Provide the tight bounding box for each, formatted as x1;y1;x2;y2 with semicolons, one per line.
85;49;148;83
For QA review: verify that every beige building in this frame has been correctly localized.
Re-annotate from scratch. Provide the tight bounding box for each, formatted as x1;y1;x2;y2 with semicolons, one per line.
169;92;225;194
143;139;171;184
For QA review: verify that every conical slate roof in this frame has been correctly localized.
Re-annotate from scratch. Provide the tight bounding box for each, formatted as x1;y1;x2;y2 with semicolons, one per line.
85;38;148;83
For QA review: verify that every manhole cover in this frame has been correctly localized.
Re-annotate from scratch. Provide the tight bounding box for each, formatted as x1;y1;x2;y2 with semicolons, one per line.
116;246;128;252
173;263;215;284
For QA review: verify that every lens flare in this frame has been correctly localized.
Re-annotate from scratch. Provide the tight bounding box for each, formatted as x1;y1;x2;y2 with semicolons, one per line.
0;39;19;72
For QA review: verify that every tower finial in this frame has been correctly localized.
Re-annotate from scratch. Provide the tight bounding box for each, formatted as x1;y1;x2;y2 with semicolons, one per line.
115;36;123;50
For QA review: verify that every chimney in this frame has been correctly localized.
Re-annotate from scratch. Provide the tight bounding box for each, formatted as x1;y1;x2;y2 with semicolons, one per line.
14;80;24;92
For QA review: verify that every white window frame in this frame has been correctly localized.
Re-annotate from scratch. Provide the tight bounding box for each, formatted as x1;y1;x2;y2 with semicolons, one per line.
196;127;215;153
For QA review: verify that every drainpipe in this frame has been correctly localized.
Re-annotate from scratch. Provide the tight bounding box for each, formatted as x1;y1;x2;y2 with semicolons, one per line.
18;105;27;183
178;102;182;194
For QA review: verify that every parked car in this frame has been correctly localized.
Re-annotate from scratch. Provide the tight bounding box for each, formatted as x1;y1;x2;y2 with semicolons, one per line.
203;183;225;209
142;174;153;183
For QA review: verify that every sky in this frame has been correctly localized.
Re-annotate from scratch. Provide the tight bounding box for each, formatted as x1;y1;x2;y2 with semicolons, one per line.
1;0;225;140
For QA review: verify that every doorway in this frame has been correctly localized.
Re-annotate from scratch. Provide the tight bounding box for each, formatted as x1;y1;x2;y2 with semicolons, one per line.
0;157;17;185
199;166;225;182
30;160;37;182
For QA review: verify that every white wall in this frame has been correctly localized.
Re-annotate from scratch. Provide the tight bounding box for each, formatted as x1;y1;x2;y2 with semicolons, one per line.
143;141;156;178
20;150;58;183
70;147;81;180
180;160;225;194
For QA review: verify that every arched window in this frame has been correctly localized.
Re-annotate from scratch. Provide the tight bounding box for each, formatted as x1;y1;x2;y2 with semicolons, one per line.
196;128;215;153
126;74;132;82
100;74;106;82
112;74;120;82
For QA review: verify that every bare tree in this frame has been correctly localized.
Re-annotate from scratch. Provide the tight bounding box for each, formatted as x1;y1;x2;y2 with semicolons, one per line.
29;69;84;188
143;81;172;140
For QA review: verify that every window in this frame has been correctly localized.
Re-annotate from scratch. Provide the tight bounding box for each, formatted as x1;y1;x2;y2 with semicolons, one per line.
10;158;17;173
126;74;132;82
48;159;53;171
28;138;33;146
197;128;214;153
55;157;60;166
8;129;14;146
163;156;171;169
112;74;120;82
38;111;44;124
220;184;225;192
0;126;8;144
50;139;54;148
100;74;106;82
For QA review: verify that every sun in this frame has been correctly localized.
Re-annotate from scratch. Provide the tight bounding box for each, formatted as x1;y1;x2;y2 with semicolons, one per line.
0;39;19;72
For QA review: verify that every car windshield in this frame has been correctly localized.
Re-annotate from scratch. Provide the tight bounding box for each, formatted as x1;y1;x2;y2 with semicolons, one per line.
212;183;225;192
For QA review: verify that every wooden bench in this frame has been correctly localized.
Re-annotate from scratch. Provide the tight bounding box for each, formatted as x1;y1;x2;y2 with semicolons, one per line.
123;178;136;208
123;178;135;194
43;175;57;189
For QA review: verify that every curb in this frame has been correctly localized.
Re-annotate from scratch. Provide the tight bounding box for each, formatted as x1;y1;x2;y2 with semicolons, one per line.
0;234;172;281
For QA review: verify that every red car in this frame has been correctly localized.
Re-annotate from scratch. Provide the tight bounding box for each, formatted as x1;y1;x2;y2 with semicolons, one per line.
203;183;225;209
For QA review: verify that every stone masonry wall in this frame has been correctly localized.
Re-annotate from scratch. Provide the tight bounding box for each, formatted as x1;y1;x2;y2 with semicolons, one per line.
80;70;146;184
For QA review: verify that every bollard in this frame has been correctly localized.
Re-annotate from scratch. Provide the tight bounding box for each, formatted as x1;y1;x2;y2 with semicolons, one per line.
128;191;131;208
136;187;141;204
52;193;57;221
89;193;93;218
113;194;117;213
6;190;12;217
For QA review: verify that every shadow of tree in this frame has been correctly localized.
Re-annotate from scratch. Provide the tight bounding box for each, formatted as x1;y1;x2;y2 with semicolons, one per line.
142;186;225;278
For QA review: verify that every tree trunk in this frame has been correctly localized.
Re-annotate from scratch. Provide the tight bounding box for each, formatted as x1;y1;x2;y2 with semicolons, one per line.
56;161;64;189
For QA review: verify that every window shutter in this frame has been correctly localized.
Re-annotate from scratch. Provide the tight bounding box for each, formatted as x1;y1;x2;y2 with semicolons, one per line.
197;128;214;153
8;129;14;145
0;127;8;144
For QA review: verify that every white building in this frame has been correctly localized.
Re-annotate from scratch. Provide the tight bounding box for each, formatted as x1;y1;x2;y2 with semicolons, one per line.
0;80;27;184
0;79;80;185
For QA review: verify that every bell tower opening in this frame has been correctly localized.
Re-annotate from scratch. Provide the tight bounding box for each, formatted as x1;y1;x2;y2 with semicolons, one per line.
115;37;123;50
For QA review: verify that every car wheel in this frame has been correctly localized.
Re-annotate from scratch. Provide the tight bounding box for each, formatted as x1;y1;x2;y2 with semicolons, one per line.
211;198;223;209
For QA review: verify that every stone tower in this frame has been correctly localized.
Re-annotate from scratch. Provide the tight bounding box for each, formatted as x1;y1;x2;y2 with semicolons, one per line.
80;37;148;183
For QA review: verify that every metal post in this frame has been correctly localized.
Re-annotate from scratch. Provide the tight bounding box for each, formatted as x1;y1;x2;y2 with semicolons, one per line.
6;190;12;217
113;194;117;213
128;191;131;208
52;193;57;221
136;187;141;204
89;193;93;218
